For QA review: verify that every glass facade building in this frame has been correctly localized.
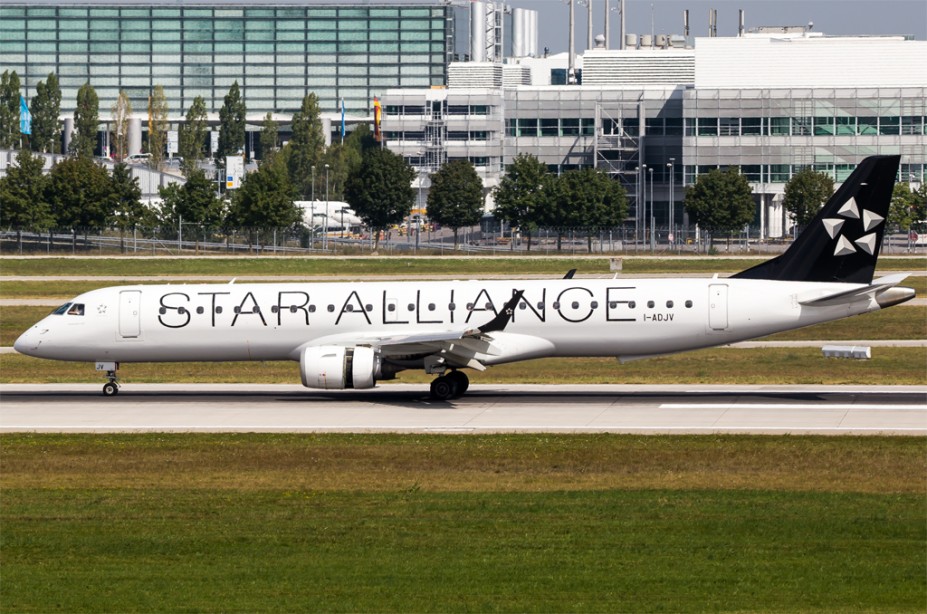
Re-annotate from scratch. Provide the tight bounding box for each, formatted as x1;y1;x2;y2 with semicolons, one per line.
0;1;452;117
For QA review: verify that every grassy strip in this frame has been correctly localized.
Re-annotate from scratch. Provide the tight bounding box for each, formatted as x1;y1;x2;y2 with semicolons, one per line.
1;434;924;612
2;347;925;385
2;255;923;277
3;304;924;347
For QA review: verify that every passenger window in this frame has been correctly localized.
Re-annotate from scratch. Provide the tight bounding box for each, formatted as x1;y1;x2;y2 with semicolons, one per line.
628;301;636;309
52;303;72;315
327;305;335;312
591;301;598;309
647;300;655;308
685;300;693;308
197;306;205;314
67;303;85;316
666;301;674;308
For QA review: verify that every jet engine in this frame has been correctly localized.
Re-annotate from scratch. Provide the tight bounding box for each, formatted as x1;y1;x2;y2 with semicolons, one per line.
299;345;379;390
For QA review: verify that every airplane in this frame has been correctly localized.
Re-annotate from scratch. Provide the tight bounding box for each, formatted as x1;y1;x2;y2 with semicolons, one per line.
14;155;916;400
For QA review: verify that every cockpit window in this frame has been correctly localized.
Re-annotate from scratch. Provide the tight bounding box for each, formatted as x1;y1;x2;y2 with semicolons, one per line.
67;303;85;316
52;303;72;315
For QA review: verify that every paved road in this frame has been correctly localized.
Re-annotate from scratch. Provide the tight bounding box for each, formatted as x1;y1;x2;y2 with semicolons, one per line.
2;384;924;435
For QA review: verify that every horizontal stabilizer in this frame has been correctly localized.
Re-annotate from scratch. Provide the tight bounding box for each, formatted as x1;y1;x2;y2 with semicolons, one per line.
798;273;914;307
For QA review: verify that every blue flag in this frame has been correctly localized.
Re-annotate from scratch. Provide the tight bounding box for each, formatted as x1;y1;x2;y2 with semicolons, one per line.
340;98;345;142
19;96;31;135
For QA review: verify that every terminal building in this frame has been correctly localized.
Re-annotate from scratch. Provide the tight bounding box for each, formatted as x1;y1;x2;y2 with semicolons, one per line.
384;29;926;238
1;1;925;239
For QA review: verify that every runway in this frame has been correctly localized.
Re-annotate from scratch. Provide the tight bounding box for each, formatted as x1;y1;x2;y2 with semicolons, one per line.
1;384;924;435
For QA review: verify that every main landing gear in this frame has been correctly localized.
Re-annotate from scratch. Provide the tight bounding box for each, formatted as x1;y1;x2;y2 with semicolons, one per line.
96;361;120;396
429;370;469;401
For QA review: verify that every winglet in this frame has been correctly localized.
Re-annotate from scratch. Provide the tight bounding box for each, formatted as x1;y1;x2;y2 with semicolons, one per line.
477;290;524;334
563;269;577;279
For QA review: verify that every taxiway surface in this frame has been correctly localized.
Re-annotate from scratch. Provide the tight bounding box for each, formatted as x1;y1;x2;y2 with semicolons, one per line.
1;384;924;435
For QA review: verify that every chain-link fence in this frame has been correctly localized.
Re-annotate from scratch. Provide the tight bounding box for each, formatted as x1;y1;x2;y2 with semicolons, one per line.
2;225;923;256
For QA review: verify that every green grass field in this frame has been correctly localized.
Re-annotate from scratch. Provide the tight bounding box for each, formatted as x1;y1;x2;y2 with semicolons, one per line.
2;255;924;277
1;434;924;613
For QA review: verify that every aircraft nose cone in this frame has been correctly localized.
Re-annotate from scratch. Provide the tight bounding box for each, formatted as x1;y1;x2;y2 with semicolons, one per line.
14;328;41;356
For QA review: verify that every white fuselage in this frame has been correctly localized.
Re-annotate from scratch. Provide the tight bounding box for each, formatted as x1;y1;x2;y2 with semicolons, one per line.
14;277;880;365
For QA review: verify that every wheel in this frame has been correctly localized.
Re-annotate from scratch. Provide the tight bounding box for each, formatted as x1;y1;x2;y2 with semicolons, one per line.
429;375;458;401
103;382;119;396
446;370;469;397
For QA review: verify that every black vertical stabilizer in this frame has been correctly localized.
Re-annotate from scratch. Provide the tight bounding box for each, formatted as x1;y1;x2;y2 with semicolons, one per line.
732;155;900;284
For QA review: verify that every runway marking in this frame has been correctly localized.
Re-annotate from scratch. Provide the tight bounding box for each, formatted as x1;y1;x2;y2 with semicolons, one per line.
661;403;926;410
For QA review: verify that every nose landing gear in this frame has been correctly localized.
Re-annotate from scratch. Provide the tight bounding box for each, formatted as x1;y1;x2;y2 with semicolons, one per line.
96;361;120;396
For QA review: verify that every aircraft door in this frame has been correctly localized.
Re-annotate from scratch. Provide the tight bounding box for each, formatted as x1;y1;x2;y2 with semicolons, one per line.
119;290;142;338
708;284;729;330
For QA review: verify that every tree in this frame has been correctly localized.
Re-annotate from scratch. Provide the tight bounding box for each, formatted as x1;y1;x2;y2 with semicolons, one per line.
286;93;325;199
684;167;755;249
110;162;154;251
179;96;209;176
70;81;99;159
0;149;53;232
48;157;115;245
258;112;279;162
492;153;550;251
426;159;484;249
0;70;22;149
30;72;61;154
546;168;627;252
344;147;415;250
227;154;300;248
783;168;834;233
216;81;246;166
320;141;361;202
147;84;169;169
110;89;132;162
158;169;225;237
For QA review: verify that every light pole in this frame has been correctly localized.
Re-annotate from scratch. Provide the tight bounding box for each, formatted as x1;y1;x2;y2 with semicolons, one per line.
667;158;674;249
324;163;330;250
310;165;315;248
641;164;648;250
648;166;655;253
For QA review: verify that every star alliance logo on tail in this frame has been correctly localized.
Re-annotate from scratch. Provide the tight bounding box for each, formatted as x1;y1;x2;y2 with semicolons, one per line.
822;195;884;257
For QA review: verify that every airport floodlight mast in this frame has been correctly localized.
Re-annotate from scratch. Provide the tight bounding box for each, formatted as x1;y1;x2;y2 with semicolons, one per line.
324;163;330;250
649;166;655;253
668;158;675;247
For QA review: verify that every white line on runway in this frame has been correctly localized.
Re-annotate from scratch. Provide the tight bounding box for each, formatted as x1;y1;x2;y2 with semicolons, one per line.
662;403;927;410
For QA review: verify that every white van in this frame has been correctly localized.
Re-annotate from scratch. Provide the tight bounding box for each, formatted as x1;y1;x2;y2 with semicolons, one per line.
126;153;151;164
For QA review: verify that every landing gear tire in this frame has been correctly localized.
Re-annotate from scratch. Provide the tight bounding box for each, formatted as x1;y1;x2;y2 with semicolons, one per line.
429;375;459;401
446;370;469;396
102;367;120;397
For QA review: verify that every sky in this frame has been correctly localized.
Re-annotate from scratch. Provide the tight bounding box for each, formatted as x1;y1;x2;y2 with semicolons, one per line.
505;0;927;53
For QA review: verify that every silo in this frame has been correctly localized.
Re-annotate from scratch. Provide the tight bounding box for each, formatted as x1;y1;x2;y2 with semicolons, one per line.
470;1;486;62
512;7;525;57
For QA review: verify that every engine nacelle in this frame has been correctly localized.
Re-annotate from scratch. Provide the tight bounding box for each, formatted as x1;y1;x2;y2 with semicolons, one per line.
299;345;379;390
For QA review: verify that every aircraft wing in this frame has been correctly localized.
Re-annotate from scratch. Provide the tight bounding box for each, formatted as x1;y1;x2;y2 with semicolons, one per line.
294;291;530;370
